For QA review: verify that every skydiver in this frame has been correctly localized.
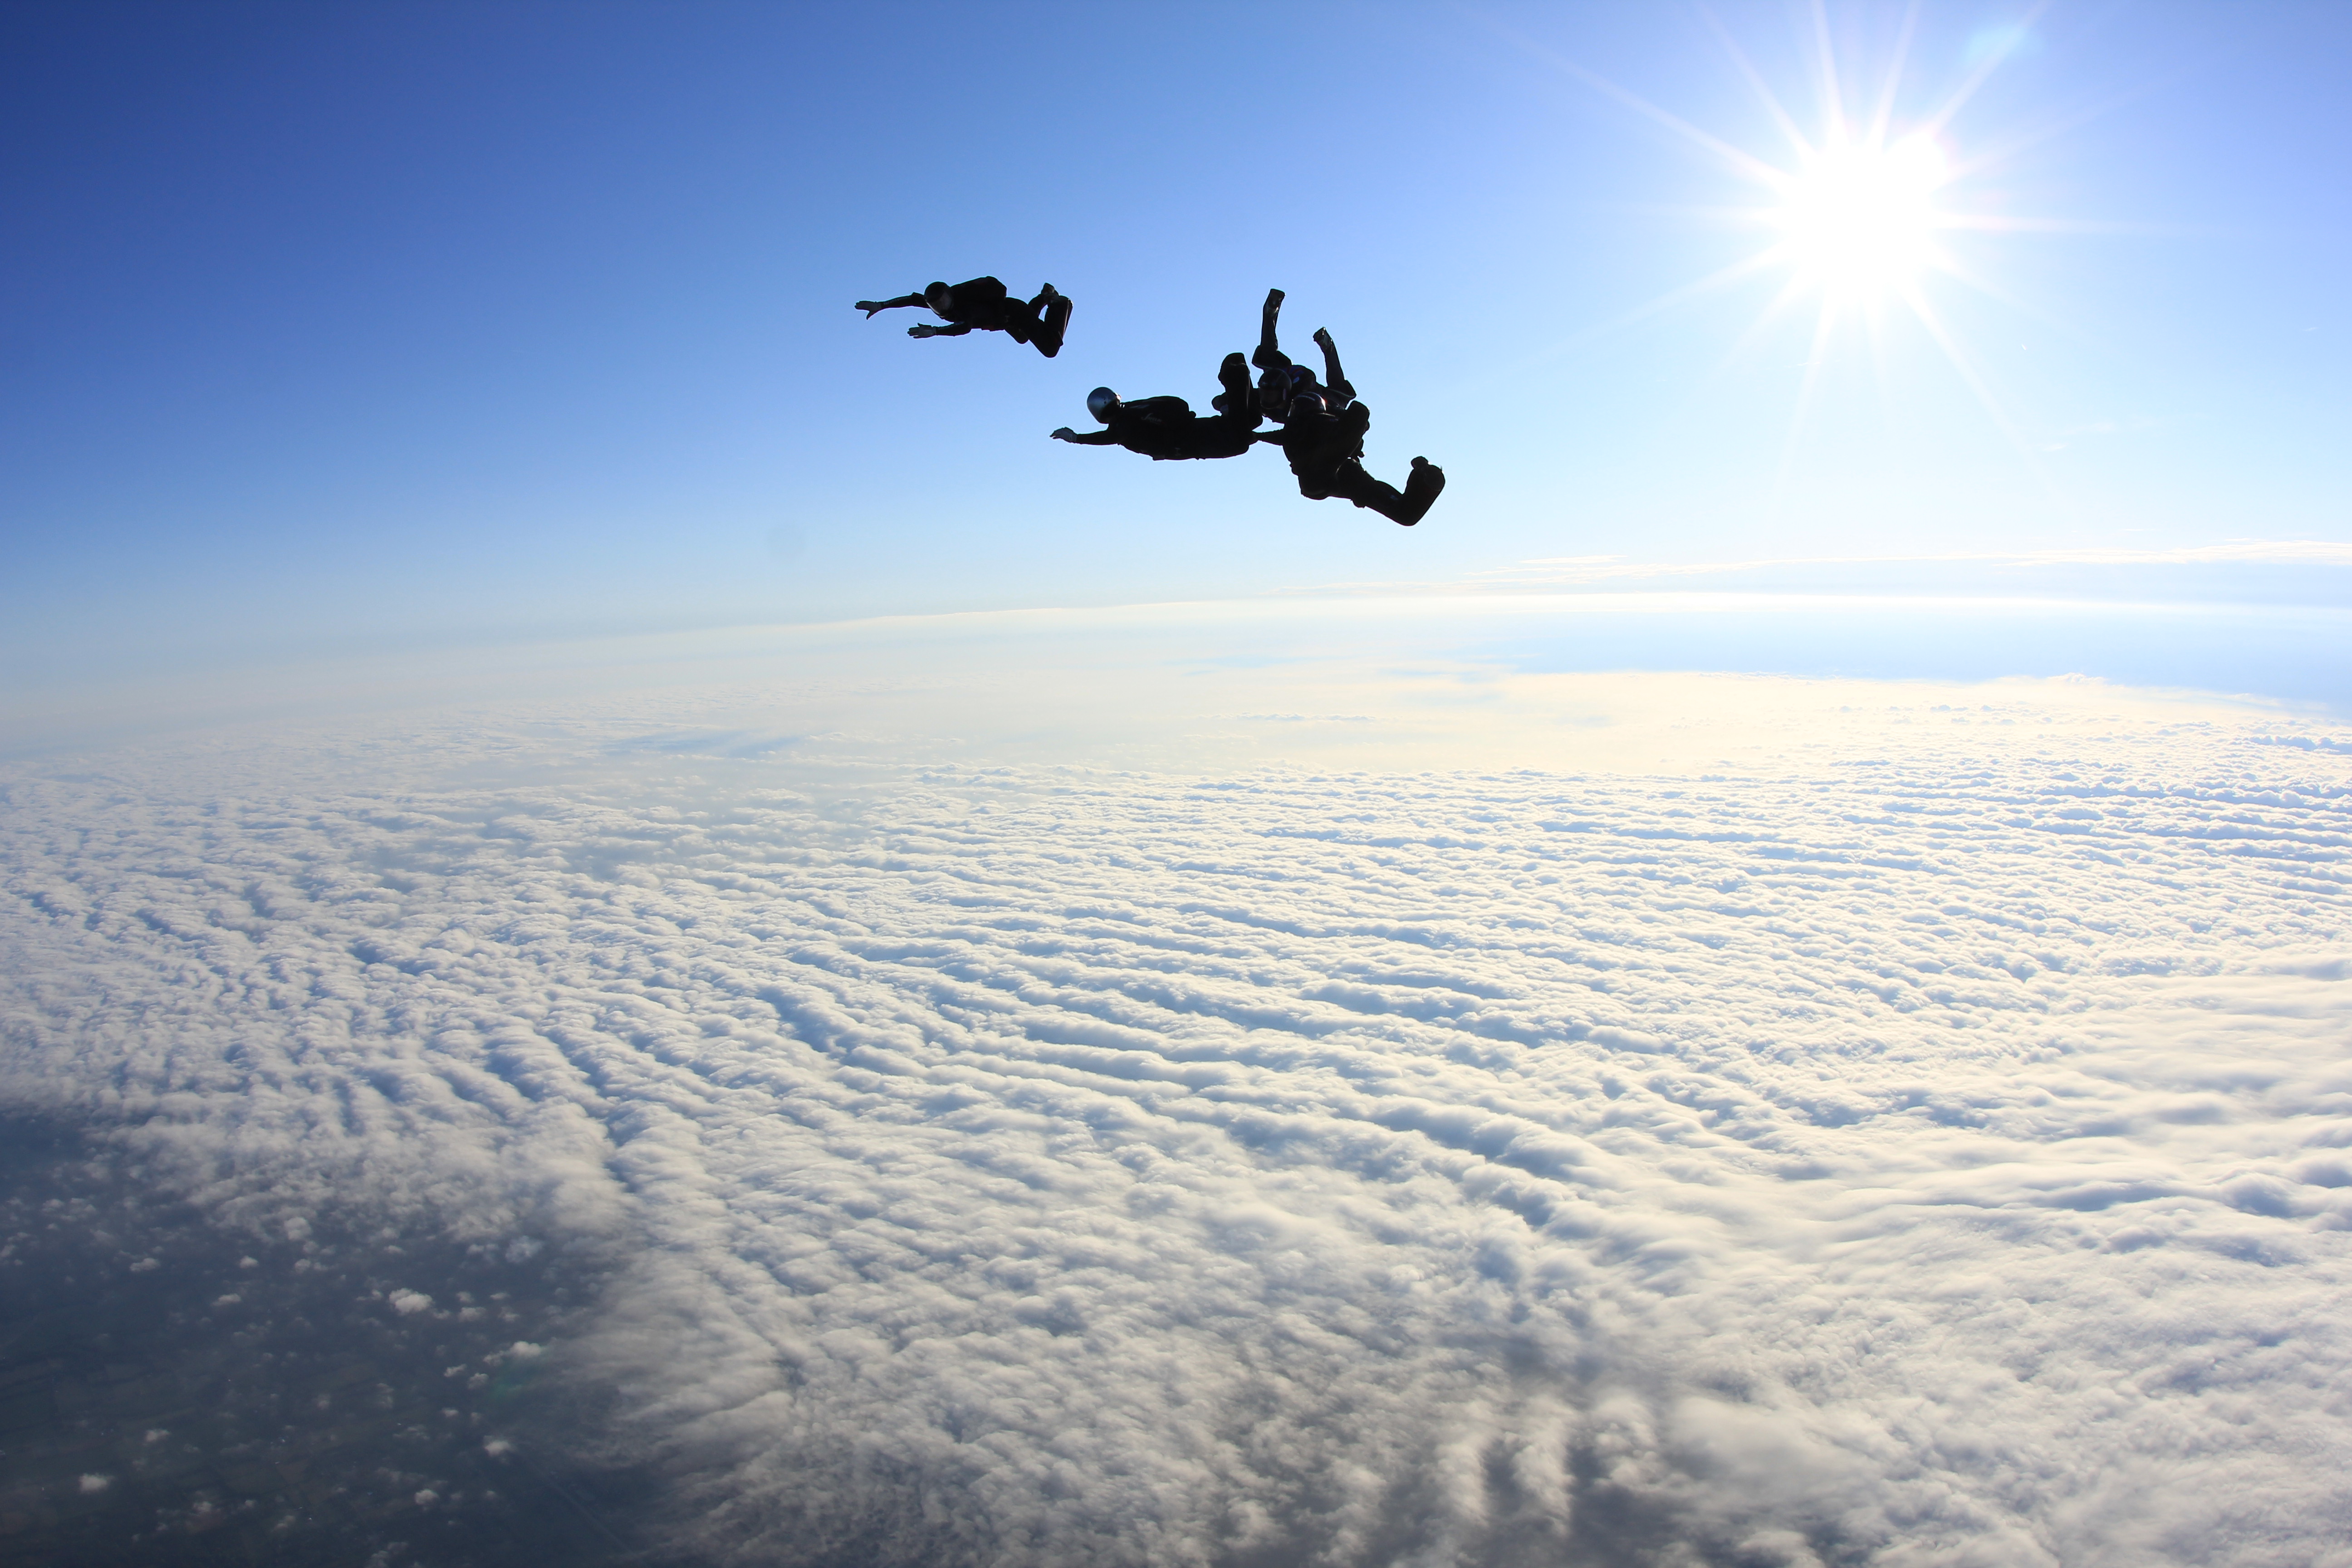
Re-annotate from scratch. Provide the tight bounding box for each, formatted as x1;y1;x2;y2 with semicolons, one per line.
855;277;1072;358
1255;364;1446;528
1049;352;1262;461
1250;287;1352;425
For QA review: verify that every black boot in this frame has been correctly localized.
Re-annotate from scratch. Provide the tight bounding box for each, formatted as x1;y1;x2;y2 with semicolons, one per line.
1394;456;1446;526
1033;285;1072;358
1310;326;1353;405
1253;287;1288;372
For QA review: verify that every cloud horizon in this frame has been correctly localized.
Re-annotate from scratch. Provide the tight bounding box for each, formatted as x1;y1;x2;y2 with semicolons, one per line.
7;688;2351;1563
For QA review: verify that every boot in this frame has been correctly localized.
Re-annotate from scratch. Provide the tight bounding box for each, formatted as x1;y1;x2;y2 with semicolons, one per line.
1034;286;1072;358
1310;326;1352;403
1395;457;1446;526
1253;288;1288;371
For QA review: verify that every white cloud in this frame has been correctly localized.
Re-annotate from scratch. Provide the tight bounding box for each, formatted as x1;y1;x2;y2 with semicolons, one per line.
5;693;2352;1563
1455;539;2352;592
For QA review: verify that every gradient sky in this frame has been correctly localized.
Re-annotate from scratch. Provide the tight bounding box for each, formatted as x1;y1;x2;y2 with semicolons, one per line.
5;1;2349;691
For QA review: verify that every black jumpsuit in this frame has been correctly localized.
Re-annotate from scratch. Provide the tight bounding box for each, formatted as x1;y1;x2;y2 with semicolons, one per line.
1060;353;1261;461
1259;403;1439;525
861;277;1069;357
933;278;1048;341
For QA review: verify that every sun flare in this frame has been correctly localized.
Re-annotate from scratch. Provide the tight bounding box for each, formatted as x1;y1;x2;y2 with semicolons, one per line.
1531;7;2061;493
1775;132;1948;299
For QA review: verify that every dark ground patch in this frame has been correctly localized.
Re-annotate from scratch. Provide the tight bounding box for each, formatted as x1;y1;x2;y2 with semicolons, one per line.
0;1115;686;1567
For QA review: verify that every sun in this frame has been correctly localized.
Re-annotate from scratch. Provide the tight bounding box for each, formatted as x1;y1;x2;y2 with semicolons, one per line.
1513;7;2061;492
1775;132;1949;301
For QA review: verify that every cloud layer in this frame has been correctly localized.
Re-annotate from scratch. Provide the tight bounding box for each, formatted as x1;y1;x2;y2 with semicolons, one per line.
5;703;2352;1565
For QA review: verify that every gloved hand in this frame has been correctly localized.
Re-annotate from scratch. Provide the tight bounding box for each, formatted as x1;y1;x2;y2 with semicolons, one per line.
1049;427;1077;442
908;323;940;338
855;301;884;317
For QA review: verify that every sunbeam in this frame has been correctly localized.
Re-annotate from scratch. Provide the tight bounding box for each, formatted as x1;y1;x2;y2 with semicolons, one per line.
1769;299;1844;518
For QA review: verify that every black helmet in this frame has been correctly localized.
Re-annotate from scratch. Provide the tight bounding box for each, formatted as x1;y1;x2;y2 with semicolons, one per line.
924;281;953;312
1288;387;1326;419
1086;387;1121;424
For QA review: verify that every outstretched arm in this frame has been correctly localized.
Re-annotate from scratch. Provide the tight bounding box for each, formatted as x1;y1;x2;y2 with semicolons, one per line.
855;293;929;317
910;322;973;338
1051;427;1120;445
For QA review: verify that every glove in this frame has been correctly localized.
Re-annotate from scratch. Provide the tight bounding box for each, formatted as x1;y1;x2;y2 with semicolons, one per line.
908;323;939;338
1050;427;1077;441
855;301;884;317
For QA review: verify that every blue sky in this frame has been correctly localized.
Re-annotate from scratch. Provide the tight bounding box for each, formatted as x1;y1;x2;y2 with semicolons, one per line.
4;1;2349;697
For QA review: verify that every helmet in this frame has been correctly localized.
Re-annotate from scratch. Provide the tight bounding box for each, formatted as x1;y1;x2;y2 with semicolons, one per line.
924;280;953;312
1287;387;1326;419
1086;387;1122;424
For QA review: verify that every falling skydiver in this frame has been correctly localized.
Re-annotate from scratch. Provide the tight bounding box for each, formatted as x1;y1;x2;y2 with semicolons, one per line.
1050;352;1262;461
1250;287;1351;421
1250;290;1444;526
856;277;1073;358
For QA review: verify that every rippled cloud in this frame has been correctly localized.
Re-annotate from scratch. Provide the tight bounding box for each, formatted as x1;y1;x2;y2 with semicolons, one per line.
5;693;2352;1564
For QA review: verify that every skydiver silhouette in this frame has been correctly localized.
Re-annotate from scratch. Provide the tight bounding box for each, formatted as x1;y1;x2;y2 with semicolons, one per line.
856;277;1072;358
1250;287;1352;425
1256;384;1445;527
1050;352;1262;461
1249;293;1444;526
